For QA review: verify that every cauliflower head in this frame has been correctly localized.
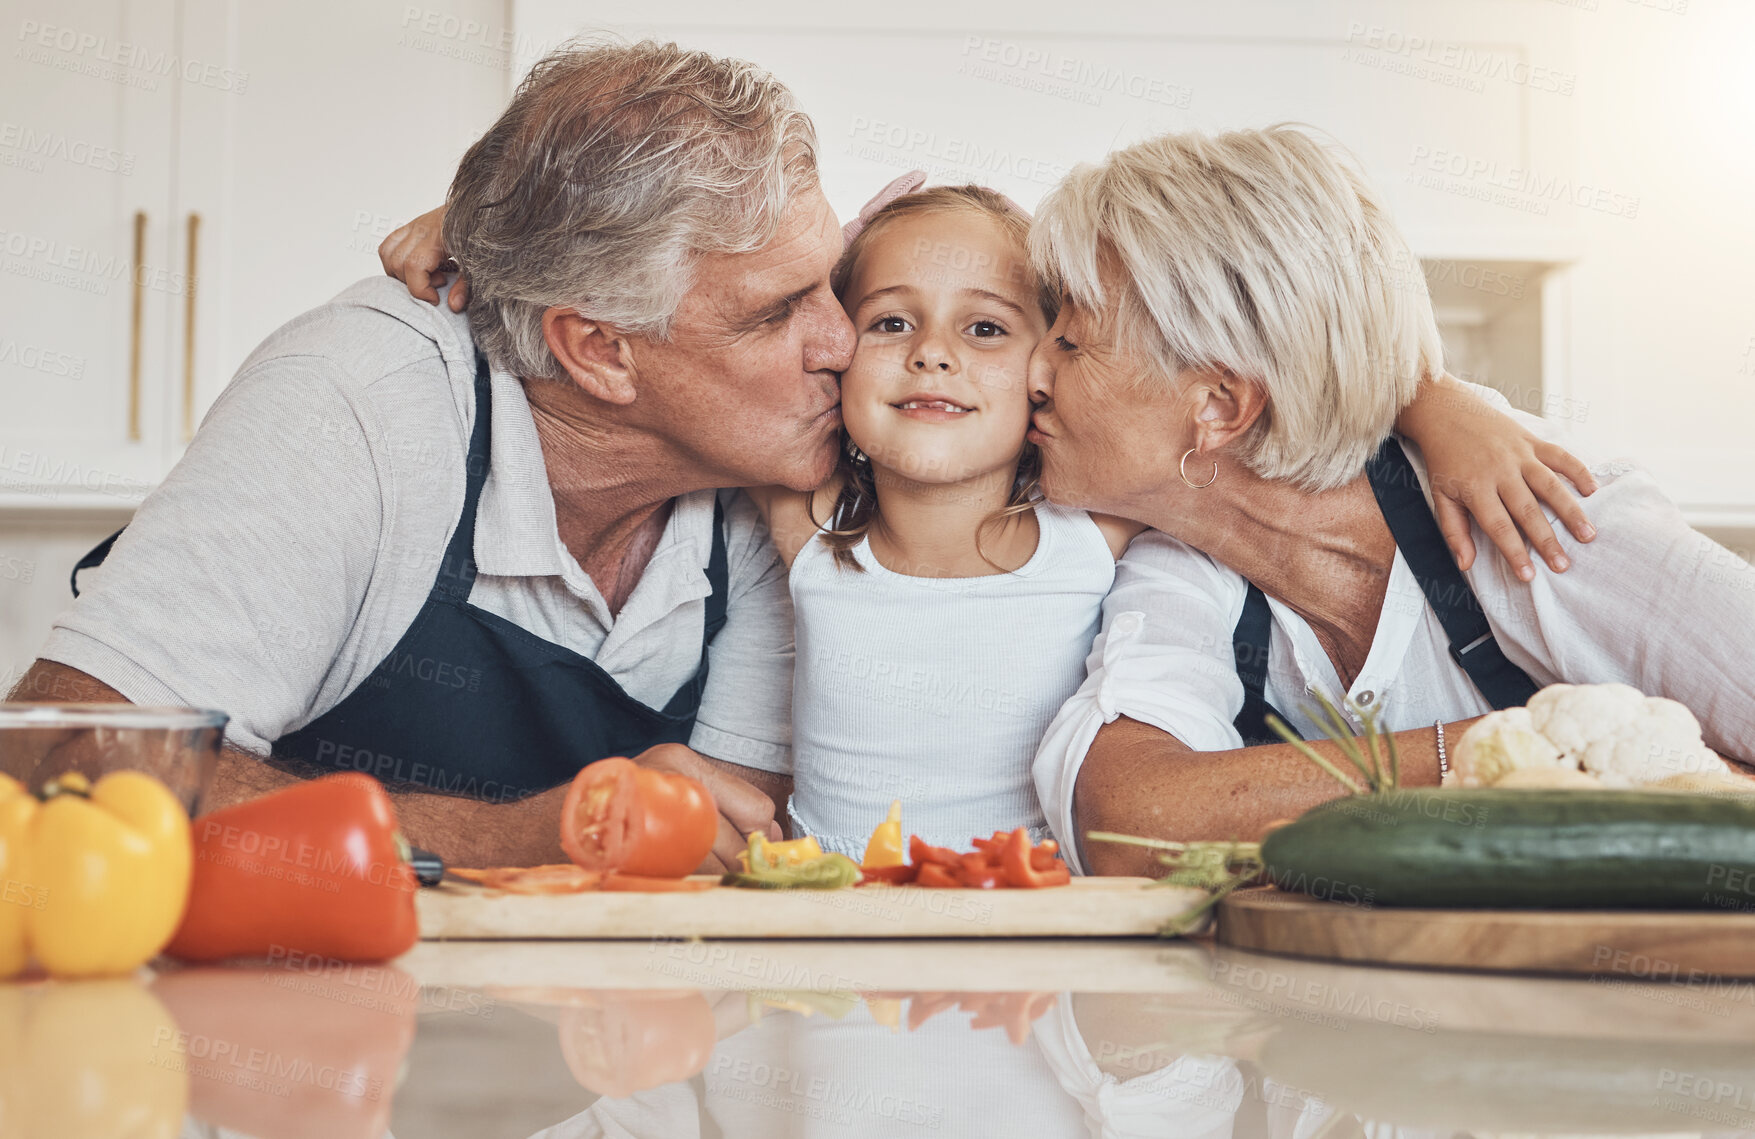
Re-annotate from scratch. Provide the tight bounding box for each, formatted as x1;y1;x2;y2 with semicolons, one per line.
1451;707;1565;788
1526;683;1725;788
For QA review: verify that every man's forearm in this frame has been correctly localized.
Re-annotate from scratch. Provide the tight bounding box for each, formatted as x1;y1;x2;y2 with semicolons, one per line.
1074;715;1479;876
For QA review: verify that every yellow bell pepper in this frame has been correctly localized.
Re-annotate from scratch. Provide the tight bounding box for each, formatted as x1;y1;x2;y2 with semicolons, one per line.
0;978;188;1139
861;800;905;868
0;770;192;979
736;833;823;872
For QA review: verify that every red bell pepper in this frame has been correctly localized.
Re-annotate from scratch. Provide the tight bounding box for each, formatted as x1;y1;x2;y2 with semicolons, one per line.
166;773;419;963
857;864;919;885
1001;828;1070;888
909;834;962;868
915;863;961;889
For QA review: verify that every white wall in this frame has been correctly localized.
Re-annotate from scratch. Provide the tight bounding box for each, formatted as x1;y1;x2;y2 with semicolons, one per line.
6;0;1752;685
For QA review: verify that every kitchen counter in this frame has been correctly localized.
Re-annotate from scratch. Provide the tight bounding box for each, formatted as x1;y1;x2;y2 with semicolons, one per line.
20;936;1755;1138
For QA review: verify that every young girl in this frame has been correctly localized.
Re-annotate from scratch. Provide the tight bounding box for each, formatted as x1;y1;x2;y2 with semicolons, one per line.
743;184;1142;856
381;177;1597;859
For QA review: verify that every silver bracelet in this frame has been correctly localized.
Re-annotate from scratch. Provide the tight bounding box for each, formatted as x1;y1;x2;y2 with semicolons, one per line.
1434;719;1449;782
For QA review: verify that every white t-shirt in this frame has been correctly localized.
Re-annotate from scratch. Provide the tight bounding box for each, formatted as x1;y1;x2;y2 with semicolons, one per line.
785;502;1115;857
42;277;795;772
1035;418;1755;873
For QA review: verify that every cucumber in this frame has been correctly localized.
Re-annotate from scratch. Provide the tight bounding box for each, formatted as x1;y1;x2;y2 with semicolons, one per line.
1261;789;1755;909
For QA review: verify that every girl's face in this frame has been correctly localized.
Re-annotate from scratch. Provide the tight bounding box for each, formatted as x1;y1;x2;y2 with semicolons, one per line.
838;210;1049;488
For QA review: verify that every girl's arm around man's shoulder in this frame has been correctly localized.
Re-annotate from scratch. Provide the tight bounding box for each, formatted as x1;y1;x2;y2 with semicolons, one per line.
742;476;845;569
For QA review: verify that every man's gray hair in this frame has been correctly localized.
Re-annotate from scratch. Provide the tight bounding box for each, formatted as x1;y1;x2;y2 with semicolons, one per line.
1030;125;1444;491
446;38;820;379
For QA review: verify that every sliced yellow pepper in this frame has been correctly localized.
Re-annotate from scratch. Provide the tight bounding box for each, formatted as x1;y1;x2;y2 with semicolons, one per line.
736;833;823;872
0;770;192;979
861;799;905;868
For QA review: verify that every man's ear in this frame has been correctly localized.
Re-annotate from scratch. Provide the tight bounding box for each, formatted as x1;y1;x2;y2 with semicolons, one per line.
1187;367;1270;453
543;307;639;405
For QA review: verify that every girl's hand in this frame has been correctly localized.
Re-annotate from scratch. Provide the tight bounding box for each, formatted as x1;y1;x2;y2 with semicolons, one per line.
1397;376;1599;581
377;205;466;311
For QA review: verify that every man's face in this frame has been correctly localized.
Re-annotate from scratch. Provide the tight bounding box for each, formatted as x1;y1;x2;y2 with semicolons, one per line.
626;188;855;492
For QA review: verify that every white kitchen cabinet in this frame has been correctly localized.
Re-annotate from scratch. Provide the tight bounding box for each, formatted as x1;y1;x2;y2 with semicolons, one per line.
1;0;509;507
2;0;181;506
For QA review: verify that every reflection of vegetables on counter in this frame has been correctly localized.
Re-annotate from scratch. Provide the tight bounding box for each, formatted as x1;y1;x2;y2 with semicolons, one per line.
0;978;188;1139
861;991;1057;1045
1455;683;1737;789
153;961;418;1139
723;833;861;889
0;770;191;979
553;991;717;1099
166;773;418;963
560;758;717;878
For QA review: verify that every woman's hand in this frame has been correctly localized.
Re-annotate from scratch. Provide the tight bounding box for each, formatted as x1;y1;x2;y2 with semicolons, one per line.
1397;376;1599;581
377;205;467;310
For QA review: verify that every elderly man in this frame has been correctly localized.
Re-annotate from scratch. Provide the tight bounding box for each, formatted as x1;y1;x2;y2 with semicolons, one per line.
9;41;852;867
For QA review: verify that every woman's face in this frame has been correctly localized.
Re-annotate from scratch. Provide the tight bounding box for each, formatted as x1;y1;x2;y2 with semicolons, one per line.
1026;289;1189;517
838;210;1047;487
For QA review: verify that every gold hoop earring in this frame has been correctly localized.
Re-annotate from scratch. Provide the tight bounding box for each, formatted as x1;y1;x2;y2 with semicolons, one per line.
1180;447;1217;489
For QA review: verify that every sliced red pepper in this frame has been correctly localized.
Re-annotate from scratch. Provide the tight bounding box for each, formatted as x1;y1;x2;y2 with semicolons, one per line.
857;864;919;886
600;873;716;892
915;863;961;889
970;836;1007;858
1001;828;1071;888
1030;840;1060;870
959;863;1005;889
456;865;602;895
909;835;962;868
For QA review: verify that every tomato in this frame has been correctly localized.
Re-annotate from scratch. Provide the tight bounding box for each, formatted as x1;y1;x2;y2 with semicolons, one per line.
560;758;717;878
599;873;716;892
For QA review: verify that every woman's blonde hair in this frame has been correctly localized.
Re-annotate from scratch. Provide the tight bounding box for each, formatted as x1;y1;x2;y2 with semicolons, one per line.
818;185;1055;571
1029;125;1444;491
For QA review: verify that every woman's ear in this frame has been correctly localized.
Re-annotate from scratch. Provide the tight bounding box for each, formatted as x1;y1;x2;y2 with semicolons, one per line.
543;307;639;405
1187;368;1268;453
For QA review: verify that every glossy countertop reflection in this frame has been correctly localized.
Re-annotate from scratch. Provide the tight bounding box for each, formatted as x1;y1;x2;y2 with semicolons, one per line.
34;936;1755;1138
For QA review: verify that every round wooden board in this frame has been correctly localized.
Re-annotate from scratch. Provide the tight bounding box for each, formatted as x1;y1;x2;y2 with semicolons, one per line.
1216;887;1755;977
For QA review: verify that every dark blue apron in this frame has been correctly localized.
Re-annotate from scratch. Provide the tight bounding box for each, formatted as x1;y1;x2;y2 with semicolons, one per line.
1231;436;1537;745
75;353;729;802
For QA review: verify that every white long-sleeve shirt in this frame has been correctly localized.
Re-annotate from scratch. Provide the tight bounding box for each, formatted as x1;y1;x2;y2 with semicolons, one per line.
1034;419;1755;874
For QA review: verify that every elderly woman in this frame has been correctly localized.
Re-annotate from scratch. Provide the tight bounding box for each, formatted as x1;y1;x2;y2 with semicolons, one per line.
1026;126;1755;875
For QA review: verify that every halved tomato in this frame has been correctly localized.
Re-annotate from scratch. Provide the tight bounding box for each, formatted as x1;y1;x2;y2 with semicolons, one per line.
560;757;717;878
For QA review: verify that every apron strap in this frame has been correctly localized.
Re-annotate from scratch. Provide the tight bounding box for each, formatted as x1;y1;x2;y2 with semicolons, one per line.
1365;436;1539;710
69;527;125;598
1233;581;1301;745
431;351;495;605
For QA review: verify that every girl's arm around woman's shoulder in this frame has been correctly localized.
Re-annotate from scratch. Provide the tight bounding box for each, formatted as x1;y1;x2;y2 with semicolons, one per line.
743;477;844;569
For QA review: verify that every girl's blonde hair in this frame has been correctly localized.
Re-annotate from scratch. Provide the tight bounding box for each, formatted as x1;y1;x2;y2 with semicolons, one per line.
818;185;1055;571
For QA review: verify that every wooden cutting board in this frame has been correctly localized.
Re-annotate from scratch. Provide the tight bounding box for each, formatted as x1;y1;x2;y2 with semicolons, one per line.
418;876;1209;940
1217;886;1755;976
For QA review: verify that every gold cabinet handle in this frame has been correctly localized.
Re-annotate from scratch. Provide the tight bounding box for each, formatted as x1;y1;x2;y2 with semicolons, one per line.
182;212;201;441
128;211;146;442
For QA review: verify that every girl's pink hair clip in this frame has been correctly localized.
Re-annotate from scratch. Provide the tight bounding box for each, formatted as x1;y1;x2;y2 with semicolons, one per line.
841;169;1032;243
